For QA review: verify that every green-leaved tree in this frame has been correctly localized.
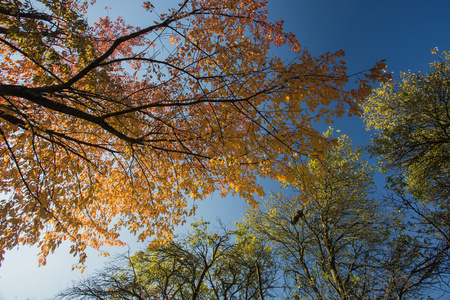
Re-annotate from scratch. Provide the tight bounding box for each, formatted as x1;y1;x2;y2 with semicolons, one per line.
363;51;450;247
245;131;446;299
363;51;450;294
55;220;279;300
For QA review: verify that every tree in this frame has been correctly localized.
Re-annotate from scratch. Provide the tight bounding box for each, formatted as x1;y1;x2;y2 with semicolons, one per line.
0;0;386;266
55;220;280;299
363;51;450;298
244;131;445;299
363;50;450;217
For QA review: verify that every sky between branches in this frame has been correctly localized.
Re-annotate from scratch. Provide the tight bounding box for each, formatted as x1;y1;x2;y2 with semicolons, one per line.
1;1;450;299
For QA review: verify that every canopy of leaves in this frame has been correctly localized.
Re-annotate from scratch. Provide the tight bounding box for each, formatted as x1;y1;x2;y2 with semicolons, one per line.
363;51;450;206
363;51;450;297
54;132;450;299
0;0;386;266
244;131;446;299
55;220;279;299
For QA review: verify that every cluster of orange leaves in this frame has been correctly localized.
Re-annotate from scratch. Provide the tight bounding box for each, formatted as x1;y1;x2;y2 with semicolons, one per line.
0;0;387;268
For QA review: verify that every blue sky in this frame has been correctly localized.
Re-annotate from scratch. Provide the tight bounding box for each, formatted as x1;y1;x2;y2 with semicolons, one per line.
1;1;450;299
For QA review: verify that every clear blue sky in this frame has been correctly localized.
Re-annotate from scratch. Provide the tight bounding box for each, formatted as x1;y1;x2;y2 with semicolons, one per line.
1;1;450;299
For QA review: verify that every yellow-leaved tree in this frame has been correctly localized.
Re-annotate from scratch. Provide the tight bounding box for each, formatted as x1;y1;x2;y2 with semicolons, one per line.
0;0;387;267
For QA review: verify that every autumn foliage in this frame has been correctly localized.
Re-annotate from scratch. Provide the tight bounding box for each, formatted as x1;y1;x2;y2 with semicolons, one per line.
0;0;386;267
